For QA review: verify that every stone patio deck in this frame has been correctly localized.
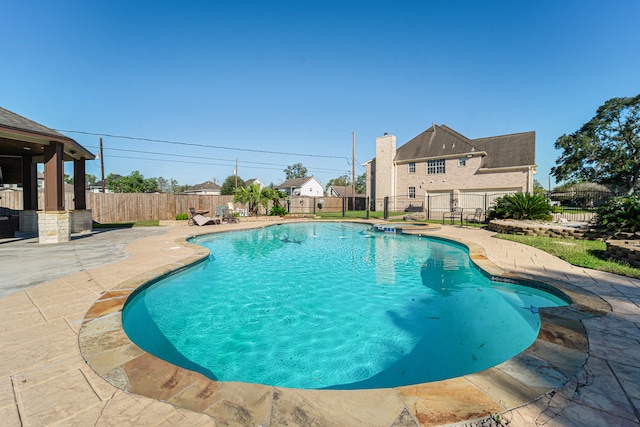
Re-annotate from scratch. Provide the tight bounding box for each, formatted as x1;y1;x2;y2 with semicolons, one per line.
1;221;639;426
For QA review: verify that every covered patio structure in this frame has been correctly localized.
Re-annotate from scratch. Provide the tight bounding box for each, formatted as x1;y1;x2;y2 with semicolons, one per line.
0;107;95;243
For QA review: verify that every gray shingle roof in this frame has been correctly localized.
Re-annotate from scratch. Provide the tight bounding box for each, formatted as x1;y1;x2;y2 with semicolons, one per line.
395;125;476;161
0;107;72;141
395;124;535;169
0;106;95;160
190;180;221;191
276;177;311;189
329;185;363;197
474;132;536;168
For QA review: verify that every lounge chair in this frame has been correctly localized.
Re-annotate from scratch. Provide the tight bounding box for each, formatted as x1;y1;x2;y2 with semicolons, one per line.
192;214;221;226
188;207;220;226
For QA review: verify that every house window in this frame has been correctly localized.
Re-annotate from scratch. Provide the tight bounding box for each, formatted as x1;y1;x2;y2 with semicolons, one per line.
408;187;416;199
427;159;445;174
459;157;466;167
408;162;416;173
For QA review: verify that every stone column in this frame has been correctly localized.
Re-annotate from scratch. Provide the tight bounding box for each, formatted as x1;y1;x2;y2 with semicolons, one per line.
38;211;70;244
70;209;92;233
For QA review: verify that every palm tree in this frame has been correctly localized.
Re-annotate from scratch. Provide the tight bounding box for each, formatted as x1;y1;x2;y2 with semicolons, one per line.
487;192;552;221
234;183;265;216
261;187;288;215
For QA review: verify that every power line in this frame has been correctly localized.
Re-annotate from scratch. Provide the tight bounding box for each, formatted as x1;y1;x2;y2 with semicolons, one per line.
85;145;348;173
102;155;349;176
57;129;350;160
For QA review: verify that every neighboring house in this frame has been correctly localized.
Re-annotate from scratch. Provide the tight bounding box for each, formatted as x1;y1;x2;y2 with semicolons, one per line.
182;180;221;195
364;124;536;212
245;178;264;190
276;176;324;197
327;185;363;198
36;172;73;192
88;175;120;193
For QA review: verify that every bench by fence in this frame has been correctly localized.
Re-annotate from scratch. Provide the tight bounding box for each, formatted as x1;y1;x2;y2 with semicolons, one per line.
443;207;463;225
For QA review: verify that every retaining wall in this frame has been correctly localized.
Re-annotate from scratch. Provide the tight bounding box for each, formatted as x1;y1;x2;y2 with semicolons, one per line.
488;220;602;240
606;240;640;268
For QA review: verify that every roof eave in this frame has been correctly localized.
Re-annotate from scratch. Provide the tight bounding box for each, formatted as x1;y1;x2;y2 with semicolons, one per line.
395;151;487;164
0;125;96;160
477;165;537;173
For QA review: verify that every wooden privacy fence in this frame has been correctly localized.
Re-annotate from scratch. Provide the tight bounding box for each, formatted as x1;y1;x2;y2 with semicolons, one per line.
0;191;362;223
87;193;238;223
0;191;236;223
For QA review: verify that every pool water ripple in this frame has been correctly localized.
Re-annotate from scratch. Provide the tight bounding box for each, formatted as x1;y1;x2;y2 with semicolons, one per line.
122;222;567;390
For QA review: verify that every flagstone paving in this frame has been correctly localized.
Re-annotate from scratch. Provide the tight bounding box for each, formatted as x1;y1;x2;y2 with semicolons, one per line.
0;221;639;426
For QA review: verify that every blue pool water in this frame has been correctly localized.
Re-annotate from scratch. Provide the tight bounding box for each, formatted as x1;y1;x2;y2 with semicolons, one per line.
122;222;568;390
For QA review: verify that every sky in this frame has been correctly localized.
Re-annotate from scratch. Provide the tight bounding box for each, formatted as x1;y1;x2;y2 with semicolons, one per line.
2;0;639;190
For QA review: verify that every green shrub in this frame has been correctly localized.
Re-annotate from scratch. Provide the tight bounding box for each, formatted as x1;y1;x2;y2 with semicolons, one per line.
487;192;552;221
594;194;640;236
175;212;189;220
269;205;288;217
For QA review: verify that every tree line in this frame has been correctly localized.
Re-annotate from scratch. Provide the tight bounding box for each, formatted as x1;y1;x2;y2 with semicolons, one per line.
97;161;366;195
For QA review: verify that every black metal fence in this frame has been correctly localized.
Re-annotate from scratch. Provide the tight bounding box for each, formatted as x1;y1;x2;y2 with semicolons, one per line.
284;196;370;218
375;190;625;223
545;189;623;222
375;192;514;221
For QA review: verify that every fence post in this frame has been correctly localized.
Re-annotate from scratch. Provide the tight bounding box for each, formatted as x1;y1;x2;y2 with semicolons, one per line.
342;197;345;218
427;195;430;220
366;197;370;219
313;197;316;215
383;196;389;220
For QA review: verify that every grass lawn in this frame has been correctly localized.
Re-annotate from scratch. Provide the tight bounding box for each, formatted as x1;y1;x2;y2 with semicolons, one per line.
496;233;640;279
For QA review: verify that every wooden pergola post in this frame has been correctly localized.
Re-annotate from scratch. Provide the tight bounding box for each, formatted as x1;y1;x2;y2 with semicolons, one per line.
73;158;86;210
21;156;37;210
43;141;65;211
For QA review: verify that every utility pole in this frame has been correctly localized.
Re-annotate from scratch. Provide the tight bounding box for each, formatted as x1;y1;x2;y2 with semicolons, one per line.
100;137;105;193
235;158;238;189
352;131;356;211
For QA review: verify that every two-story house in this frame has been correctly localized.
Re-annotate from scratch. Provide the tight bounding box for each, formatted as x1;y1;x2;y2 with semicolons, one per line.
365;124;536;213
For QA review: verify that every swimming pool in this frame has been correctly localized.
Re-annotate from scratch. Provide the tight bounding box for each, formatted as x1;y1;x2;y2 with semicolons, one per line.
122;222;568;390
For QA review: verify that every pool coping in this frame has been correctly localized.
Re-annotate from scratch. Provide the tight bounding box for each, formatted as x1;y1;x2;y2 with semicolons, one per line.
78;221;612;426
